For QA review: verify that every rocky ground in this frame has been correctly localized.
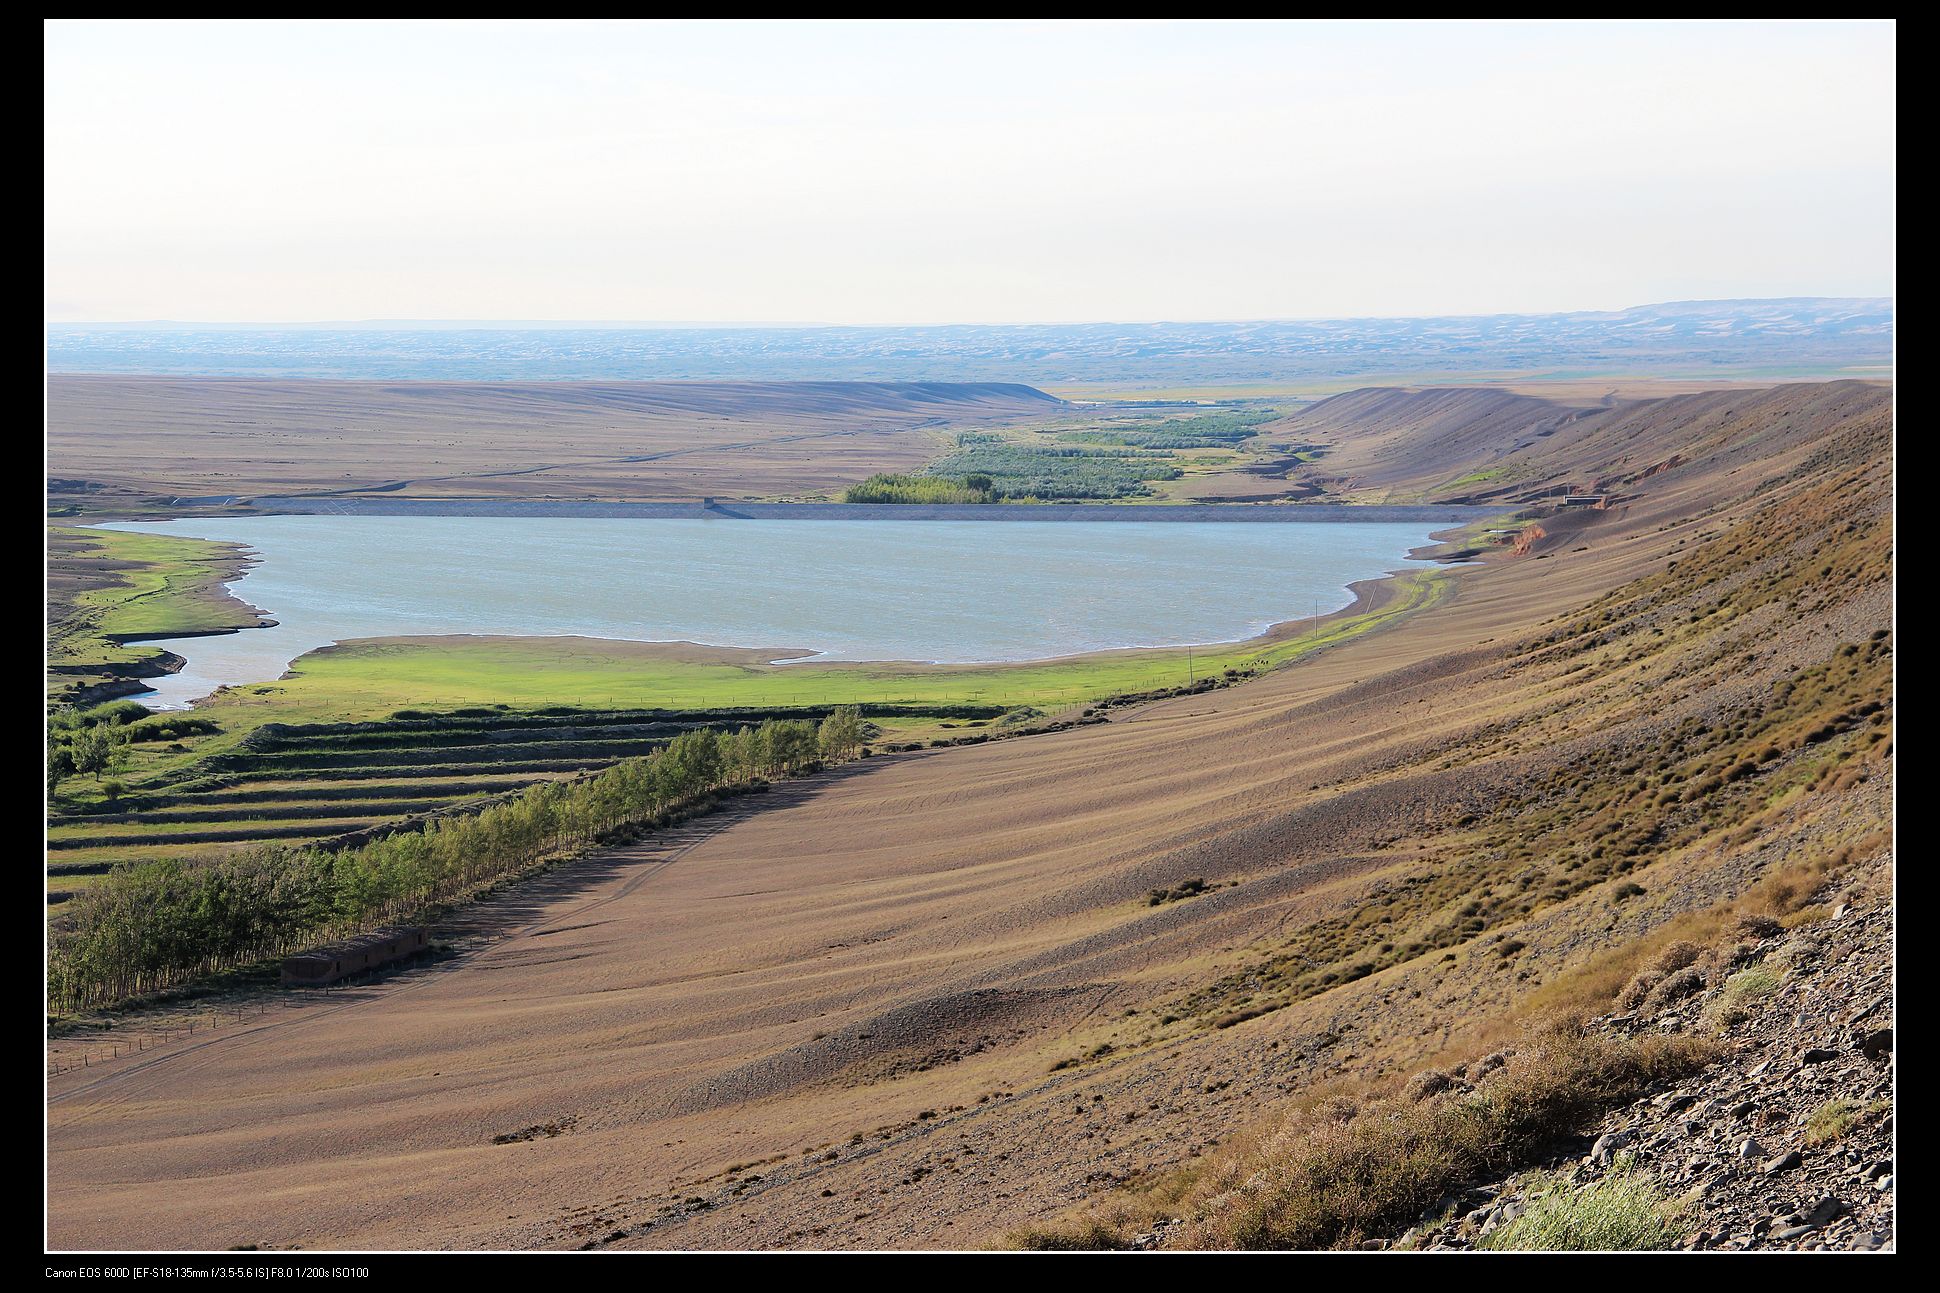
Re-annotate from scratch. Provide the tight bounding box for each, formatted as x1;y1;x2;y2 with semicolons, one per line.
1396;866;1894;1252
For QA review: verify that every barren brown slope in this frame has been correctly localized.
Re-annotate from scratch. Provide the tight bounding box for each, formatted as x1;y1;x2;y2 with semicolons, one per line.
1277;386;1611;499
45;381;1891;1251
1284;379;1890;506
46;377;1061;507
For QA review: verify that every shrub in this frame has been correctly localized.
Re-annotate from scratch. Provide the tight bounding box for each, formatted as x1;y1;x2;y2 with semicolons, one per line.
1011;1221;1136;1251
1649;942;1704;974
1615;941;1707;1012
1403;1070;1457;1102
79;699;153;728
1148;877;1210;906
922;443;1183;500
123;716;221;743
1479;1169;1680;1251
1058;409;1277;450
1703;966;1781;1029
843;473;990;505
1637;966;1706;1014
1169;1024;1715;1250
1803;1098;1864;1146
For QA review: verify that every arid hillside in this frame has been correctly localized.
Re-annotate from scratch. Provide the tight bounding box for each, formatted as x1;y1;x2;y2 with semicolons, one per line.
46;380;1891;1251
46;377;1062;509
1280;380;1890;507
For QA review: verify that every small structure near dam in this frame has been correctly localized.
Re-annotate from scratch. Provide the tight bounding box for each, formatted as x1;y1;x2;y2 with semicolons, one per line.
281;928;430;987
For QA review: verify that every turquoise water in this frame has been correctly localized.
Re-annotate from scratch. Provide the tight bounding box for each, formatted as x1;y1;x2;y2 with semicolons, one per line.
100;515;1439;709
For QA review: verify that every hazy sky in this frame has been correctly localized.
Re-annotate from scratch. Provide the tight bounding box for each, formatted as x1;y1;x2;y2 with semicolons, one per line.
44;20;1895;325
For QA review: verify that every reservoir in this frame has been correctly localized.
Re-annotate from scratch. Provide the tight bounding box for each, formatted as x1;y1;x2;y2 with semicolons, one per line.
100;515;1447;709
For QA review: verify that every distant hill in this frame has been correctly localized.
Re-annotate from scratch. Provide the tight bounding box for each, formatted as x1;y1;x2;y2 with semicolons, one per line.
45;299;1891;386
1282;378;1891;507
45;378;1062;507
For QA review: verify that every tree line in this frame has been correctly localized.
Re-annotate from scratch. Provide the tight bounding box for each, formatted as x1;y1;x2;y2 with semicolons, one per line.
47;710;869;1013
843;472;994;504
925;443;1183;499
1059;407;1280;450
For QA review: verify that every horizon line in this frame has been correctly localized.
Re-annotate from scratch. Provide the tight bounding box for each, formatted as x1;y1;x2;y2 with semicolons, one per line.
43;295;1896;333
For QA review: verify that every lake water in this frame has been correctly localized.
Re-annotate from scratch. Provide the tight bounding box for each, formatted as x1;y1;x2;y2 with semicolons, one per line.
100;516;1440;709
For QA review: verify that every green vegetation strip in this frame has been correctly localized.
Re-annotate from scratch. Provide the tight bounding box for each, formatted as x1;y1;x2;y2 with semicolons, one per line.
48;527;262;674
1059;409;1278;450
49;713;865;1011
847;409;1283;502
230;570;1449;718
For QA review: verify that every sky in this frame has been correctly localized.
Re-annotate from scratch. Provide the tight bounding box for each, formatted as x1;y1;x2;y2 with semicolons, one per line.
43;19;1896;325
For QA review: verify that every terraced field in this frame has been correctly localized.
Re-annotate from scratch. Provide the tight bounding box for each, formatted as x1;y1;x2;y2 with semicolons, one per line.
45;703;1006;906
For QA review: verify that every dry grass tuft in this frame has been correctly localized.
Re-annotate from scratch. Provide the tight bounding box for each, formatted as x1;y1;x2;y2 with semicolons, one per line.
1011;1024;1715;1251
1479;1165;1681;1251
1170;1023;1715;1250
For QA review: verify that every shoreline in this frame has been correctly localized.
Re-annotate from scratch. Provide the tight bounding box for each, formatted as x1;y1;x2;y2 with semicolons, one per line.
46;526;276;708
234;497;1504;523
88;510;1502;710
300;565;1407;681
210;545;1468;713
131;538;1482;710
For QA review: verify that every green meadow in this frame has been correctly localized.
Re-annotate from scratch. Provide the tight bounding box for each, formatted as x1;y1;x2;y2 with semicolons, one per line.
216;566;1451;720
47;526;264;688
55;527;260;640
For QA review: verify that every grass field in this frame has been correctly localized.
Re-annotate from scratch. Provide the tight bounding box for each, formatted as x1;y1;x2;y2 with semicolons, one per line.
56;529;256;639
46;526;266;702
224;568;1449;717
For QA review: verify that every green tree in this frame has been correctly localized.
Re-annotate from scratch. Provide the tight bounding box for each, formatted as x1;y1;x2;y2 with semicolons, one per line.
71;725;113;781
818;706;865;761
47;738;77;796
105;725;133;779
